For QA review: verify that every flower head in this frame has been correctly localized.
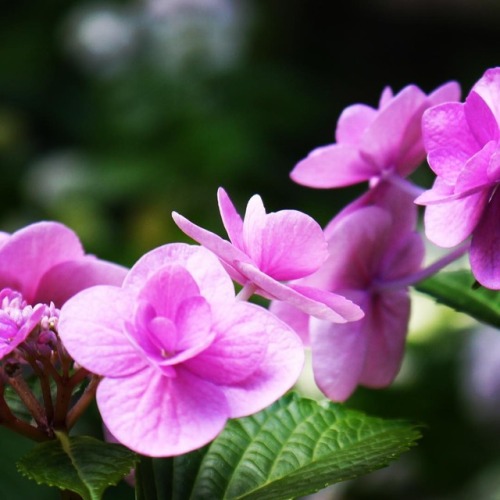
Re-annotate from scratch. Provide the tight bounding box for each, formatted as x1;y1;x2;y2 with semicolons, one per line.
58;243;304;456
0;221;127;307
272;182;425;401
172;188;363;324
0;221;127;361
416;67;500;289
291;81;460;189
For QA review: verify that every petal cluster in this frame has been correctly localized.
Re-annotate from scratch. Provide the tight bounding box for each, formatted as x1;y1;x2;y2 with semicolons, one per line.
416;67;500;289
291;82;460;188
0;222;127;307
0;289;45;358
272;182;425;401
172;188;363;324
58;243;304;457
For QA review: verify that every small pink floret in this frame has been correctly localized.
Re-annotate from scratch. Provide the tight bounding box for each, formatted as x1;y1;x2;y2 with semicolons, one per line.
172;188;364;324
291;81;460;189
271;182;424;401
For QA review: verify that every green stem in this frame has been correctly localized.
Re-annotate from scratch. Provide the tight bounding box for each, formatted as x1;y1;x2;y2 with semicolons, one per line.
135;455;158;500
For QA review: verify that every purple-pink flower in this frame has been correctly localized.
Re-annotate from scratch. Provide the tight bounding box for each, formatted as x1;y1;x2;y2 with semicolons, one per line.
172;188;363;324
58;243;304;457
0;290;45;358
416;67;500;289
291;81;460;189
0;221;126;307
272;182;425;401
0;221;127;358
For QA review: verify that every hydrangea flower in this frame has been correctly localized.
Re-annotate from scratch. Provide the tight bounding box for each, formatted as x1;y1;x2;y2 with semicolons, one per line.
272;182;425;401
0;221;127;307
58;243;304;457
172;188;363;324
291;81;460;189
0;221;127;359
416;67;500;289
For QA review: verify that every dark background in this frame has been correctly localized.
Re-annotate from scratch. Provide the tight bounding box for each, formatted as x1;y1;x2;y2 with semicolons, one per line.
1;1;500;498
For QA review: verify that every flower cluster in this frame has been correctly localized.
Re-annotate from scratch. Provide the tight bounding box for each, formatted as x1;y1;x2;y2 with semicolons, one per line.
0;222;126;440
2;67;499;459
416;67;500;289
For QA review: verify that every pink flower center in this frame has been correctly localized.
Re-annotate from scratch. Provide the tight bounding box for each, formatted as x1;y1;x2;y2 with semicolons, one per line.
0;288;60;358
0;289;34;344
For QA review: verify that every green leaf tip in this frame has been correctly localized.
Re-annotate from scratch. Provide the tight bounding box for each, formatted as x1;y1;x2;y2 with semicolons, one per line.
17;435;138;500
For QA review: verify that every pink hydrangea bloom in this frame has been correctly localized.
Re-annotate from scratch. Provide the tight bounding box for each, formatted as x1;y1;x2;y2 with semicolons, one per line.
291;81;460;189
0;221;127;307
172;188;363;324
58;243;304;457
416;67;500;289
272;182;425;401
0;222;126;358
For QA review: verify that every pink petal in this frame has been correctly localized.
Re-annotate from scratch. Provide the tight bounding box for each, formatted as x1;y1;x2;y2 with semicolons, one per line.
234;261;364;323
0;305;45;358
259;210;328;280
423;103;480;183
322;207;394;290
415;176;455;205
0;222;84;303
464;91;499;146
378;86;394;108
171;215;250;284
381;232;425;282
217;187;244;249
310;291;369;401
361;85;427;173
358;290;410;387
325;180;417;237
455;141;497;193
97;368;229;456
423;183;491;247
242;194;266;265
335;104;377;145
426;80;461;107
58;286;147;377
488;147;500;181
268;299;311;345
35;258;127;307
290;144;377;188
184;301;269;385
470;193;500;289
219;308;304;417
138;265;200;319
175;296;213;351
397;79;461;175
0;232;10;248
471;67;500;126
125;242;236;306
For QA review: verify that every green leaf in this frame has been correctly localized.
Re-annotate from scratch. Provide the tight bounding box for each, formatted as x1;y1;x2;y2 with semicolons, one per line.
17;433;138;500
415;269;500;328
171;392;421;500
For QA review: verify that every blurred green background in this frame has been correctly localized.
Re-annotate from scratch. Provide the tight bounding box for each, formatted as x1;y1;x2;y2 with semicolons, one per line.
2;0;500;498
